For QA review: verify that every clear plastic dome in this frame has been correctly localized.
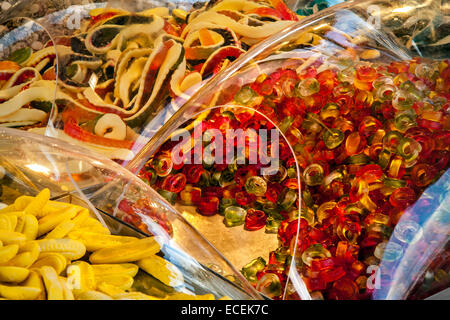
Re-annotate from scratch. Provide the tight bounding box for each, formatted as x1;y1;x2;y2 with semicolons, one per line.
127;0;449;300
0;127;262;300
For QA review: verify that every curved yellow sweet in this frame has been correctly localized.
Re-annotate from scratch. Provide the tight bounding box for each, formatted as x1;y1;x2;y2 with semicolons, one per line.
23;189;50;216
0;244;19;264
138;255;184;287
31;253;67;275
22;215;38;240
95;274;134;291
92;263;139;278
44;220;76;239
0;215;17;231
0;285;41;300
39;266;64;300
96;282;125;296
69;232;139;252
36;239;86;260
13;196;33;211
58;276;75;300
0;266;30;282
89;237;160;264
71;209;90;227
21;270;46;300
0;231;26;245
37;207;78;237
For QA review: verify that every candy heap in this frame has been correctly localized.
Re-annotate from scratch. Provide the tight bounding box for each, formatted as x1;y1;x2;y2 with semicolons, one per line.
140;54;450;299
0;189;221;300
0;0;300;161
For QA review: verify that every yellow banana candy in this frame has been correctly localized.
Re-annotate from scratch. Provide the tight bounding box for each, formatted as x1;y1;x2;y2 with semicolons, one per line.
0;285;41;300
0;266;30;282
0;215;17;231
31;252;67;275
0;231;26;245
89;237;160;264
0;244;19;264
76;290;113;300
39;266;64;300
95;274;134;291
92;263;139;278
21;215;38;240
44;220;76;239
7;241;40;268
13;196;33;211
71;209;90;227
39;201;72;218
23;189;50;217
14;215;25;233
138;255;184;288
69;232;139;252
36;239;86;260
59;277;75;300
96;282;125;296
66;261;96;296
21;270;46;300
37;207;78;237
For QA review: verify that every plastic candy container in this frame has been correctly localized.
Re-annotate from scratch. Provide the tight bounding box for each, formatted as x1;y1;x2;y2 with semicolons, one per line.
0;127;262;300
132;0;449;300
0;0;303;163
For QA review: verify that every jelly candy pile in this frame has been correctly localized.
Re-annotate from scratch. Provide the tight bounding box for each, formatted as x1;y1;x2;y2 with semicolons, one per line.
140;56;450;299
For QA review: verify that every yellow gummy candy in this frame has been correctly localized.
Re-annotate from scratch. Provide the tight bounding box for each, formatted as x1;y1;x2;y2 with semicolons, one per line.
44;220;76;239
0;231;26;245
5;250;39;268
13;196;33;211
22;215;38;240
37;206;78;237
92;263;139;278
89;237;160;264
39;266;64;300
21;270;46;300
59;277;75;300
0;215;17;231
96;282;125;296
23;189;50;216
71;209;90;227
0;244;19;264
31;253;67;275
95;274;134;291
70;232;139;252
0;266;30;282
138;255;184;288
0;285;41;300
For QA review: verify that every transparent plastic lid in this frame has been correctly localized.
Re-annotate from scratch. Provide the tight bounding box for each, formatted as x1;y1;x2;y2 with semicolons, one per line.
0;0;303;164
127;0;449;300
0;127;262;300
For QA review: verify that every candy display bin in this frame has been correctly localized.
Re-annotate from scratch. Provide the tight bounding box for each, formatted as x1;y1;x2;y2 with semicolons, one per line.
0;0;306;164
0;127;262;300
127;0;449;300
